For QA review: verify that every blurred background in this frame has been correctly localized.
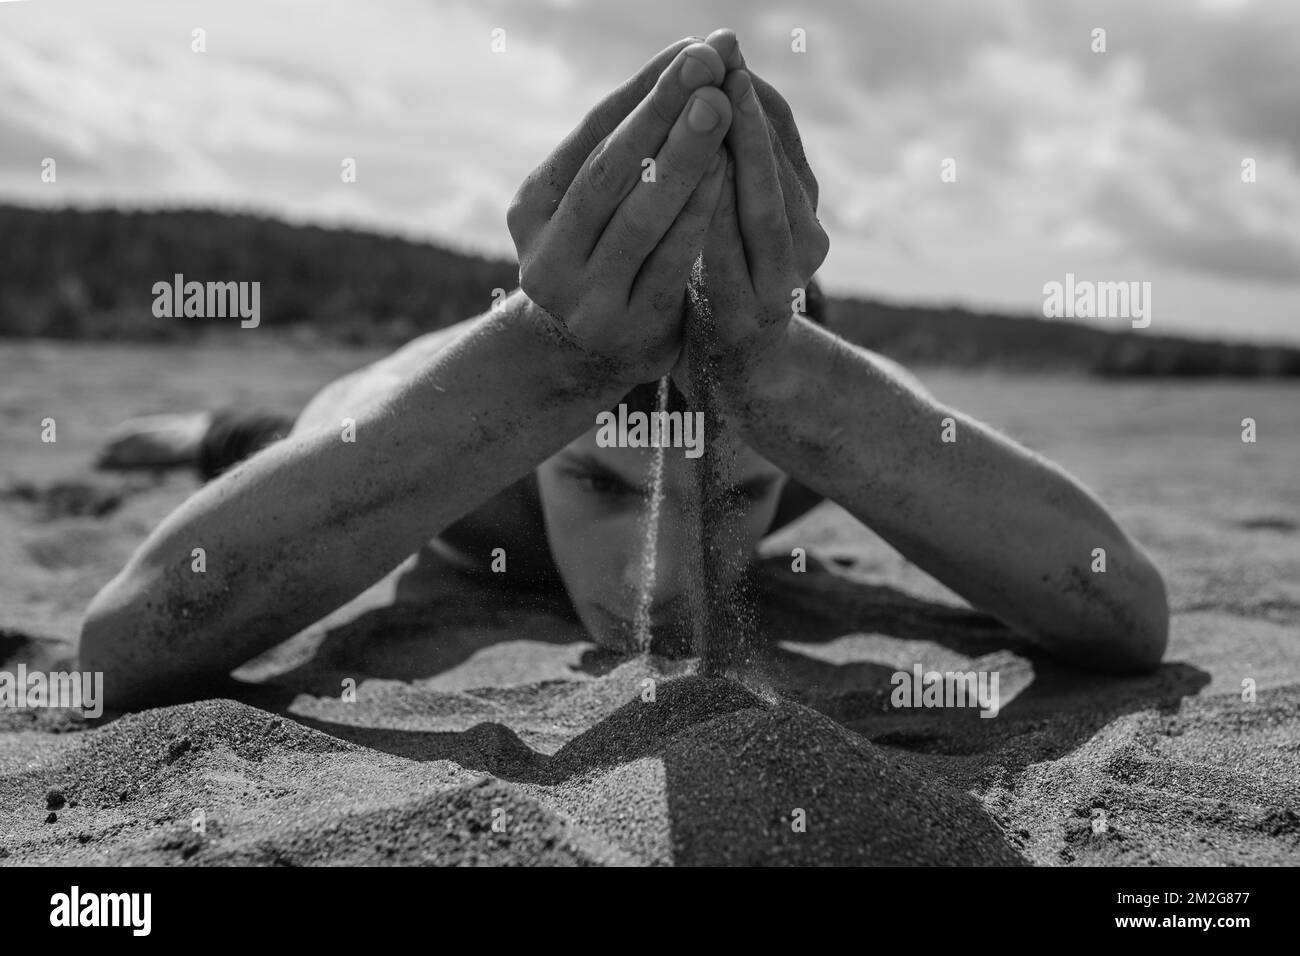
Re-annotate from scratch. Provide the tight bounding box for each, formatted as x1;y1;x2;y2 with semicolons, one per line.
0;0;1297;364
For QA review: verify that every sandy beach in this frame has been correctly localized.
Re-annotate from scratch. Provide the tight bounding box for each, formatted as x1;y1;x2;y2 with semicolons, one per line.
1;341;1297;866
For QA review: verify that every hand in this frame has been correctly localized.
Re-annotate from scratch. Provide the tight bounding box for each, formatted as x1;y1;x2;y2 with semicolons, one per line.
687;30;830;383
508;39;736;384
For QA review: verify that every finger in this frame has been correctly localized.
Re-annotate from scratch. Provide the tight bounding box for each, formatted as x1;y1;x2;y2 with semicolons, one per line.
701;155;796;341
550;42;728;259
749;71;819;210
703;30;824;257
717;49;825;279
704;28;744;72
770;135;830;279
698;28;821;210
630;150;727;309
508;37;696;240
721;70;795;292
701;153;751;294
591;85;734;280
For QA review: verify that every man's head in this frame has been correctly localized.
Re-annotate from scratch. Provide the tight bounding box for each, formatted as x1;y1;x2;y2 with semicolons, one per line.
535;279;824;652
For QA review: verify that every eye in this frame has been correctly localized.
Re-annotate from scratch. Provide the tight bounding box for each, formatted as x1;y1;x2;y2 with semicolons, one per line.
569;470;638;498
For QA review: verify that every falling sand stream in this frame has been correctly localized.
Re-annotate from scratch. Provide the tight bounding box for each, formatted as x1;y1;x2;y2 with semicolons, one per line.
632;267;757;675
631;375;670;648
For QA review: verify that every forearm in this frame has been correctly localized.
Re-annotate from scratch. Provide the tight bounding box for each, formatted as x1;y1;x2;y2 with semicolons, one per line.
724;316;1168;672
80;290;630;705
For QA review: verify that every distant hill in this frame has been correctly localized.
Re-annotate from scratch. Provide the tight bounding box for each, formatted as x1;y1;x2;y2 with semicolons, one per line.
0;204;517;345
829;298;1300;377
2;204;1296;377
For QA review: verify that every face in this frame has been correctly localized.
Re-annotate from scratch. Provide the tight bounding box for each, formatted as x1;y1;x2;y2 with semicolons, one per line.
536;424;788;654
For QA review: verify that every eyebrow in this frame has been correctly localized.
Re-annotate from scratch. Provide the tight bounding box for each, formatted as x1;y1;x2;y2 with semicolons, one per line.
560;452;781;499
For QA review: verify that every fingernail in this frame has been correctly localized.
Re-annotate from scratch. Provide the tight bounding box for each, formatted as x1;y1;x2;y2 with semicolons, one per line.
681;51;714;88
687;95;721;132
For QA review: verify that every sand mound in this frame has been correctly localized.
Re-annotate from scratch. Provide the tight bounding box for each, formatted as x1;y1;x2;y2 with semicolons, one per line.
4;458;1299;865
0;676;1029;866
3;550;1298;866
166;779;631;867
534;676;1024;865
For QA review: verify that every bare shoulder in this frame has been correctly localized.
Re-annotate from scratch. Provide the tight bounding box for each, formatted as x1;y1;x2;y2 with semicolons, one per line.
292;318;478;435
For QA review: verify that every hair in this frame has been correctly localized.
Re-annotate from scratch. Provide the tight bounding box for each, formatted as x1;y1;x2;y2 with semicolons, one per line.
615;276;825;414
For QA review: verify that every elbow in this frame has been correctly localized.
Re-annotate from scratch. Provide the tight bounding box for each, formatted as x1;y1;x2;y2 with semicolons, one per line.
78;571;158;712
1048;549;1169;676
1099;553;1170;675
80;559;242;712
1126;549;1170;672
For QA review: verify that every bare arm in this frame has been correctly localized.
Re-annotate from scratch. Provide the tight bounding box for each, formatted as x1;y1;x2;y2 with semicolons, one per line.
80;36;737;708
290;322;472;436
686;32;1166;672
79;292;632;706
727;317;1170;673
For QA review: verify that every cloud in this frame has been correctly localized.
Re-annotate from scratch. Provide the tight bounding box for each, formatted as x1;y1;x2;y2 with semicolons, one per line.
1016;0;1300;157
0;0;1296;342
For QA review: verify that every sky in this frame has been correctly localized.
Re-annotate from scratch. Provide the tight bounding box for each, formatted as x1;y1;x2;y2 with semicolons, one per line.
1;0;1297;343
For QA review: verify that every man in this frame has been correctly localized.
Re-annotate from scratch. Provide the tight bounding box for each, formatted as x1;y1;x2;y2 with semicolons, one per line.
80;31;1169;710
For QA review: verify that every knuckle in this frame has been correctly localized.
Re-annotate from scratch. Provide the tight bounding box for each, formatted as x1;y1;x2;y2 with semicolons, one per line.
814;224;830;262
614;209;655;250
796;230;828;280
584;101;617;153
585;157;614;195
505;191;530;240
519;255;563;307
585;142;625;196
517;258;542;299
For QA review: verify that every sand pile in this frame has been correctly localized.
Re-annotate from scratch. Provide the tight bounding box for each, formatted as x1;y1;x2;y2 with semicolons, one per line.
0;666;1030;866
2;539;1299;865
5;341;1298;866
2;423;1298;865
